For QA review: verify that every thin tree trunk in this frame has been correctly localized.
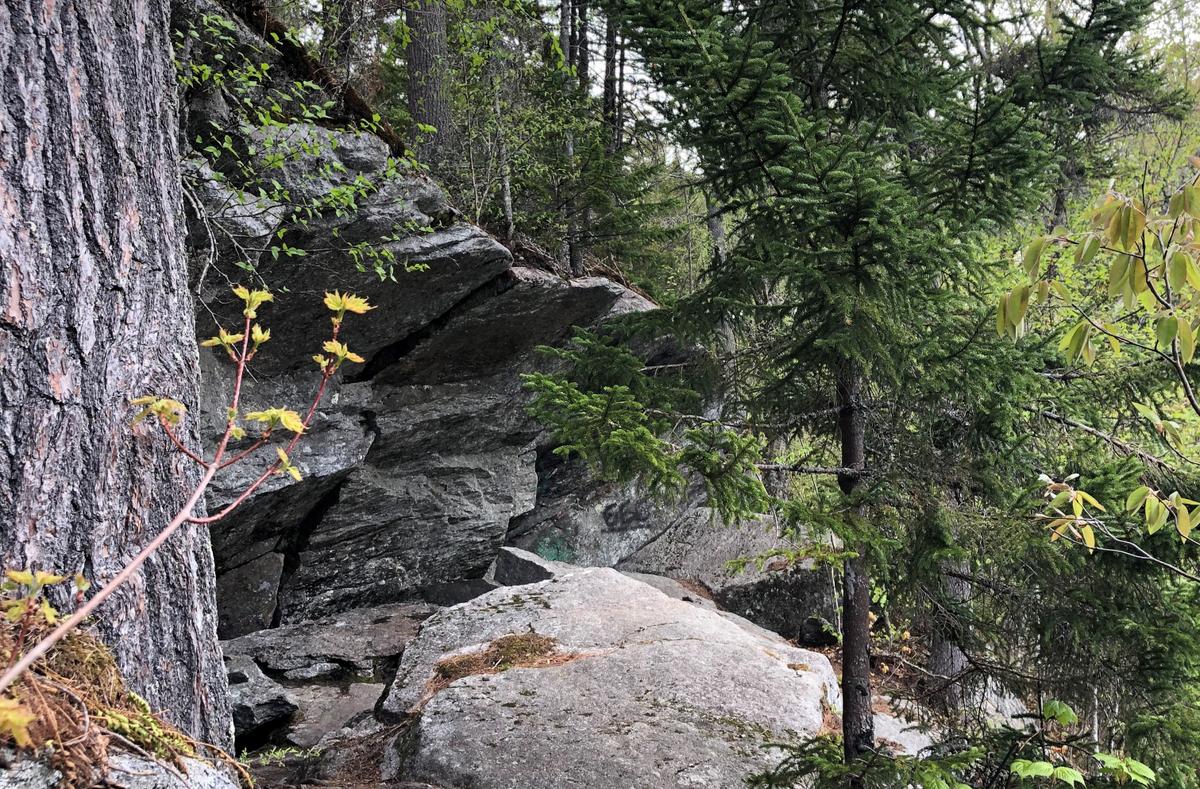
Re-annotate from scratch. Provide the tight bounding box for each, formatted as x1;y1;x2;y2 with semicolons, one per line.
575;1;592;270
928;558;970;713
836;363;874;767
575;0;589;90
615;34;625;150
603;16;618;150
0;0;231;745
706;192;740;420
406;0;453;166
490;59;514;244
559;0;582;275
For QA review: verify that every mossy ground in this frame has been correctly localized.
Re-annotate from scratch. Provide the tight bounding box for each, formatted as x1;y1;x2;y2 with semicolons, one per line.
0;608;250;786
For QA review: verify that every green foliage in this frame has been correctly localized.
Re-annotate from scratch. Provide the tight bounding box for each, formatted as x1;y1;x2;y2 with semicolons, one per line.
174;11;418;282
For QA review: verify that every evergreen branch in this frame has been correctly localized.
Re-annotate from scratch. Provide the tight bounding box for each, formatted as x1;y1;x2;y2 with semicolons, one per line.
1028;408;1173;473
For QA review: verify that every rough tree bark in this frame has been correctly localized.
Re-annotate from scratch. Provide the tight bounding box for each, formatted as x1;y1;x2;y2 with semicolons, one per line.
406;0;453;166
928;559;970;712
558;0;582;275
602;16;619;151
836;363;875;768
0;0;231;745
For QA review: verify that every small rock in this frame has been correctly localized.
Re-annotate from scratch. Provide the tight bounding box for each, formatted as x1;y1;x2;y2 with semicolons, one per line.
283;662;344;681
222;602;435;678
226;654;298;740
491;546;575;585
285;683;387;748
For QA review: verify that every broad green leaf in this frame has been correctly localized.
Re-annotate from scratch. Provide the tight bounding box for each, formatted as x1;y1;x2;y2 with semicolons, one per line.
1108;255;1130;297
1186;255;1200;290
1170;249;1191;291
1024;237;1047;281
1075;235;1101;264
1125;486;1151;512
1156;316;1178;350
1181;319;1196;364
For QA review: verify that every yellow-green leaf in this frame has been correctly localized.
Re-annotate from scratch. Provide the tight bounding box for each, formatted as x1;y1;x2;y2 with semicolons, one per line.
0;696;36;749
1023;237;1047;282
1178;505;1193;541
1126;486;1151;512
4;570;33;587
1108;255;1130;298
1180;319;1196;364
1156;316;1178;350
1170;250;1190;292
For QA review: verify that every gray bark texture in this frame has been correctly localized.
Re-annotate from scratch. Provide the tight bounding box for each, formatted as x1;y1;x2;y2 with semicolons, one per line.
0;0;231;745
836;363;874;769
406;0;452;165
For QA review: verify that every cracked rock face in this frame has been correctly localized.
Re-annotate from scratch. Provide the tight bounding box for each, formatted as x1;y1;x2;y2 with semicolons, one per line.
381;568;841;788
190;104;648;632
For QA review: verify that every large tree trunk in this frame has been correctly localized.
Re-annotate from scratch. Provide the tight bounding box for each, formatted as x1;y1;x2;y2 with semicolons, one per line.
406;0;453;166
0;0;231;745
836;363;874;768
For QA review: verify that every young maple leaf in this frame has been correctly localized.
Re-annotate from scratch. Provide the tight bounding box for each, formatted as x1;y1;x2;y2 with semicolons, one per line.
0;697;36;748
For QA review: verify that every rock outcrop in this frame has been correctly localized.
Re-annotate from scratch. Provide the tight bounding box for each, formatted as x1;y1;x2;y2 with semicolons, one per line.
376;567;927;788
0;750;241;789
172;10;902;784
181;4;837;653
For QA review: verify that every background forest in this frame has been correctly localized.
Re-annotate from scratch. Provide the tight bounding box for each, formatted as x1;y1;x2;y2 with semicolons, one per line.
259;0;1200;784
9;0;1200;786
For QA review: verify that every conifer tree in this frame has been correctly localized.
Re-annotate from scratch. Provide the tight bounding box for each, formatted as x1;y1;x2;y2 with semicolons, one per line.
576;0;1173;766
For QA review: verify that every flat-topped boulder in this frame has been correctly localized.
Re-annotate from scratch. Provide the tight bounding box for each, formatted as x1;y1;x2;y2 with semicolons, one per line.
381;568;851;788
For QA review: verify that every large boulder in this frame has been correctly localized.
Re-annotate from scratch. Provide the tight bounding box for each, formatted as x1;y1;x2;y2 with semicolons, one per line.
381;568;845;788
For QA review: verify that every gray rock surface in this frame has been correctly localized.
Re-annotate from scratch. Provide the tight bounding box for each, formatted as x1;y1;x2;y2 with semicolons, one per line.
223;602;435;678
226;654;298;740
619;510;840;645
284;682;386;748
491;545;576;585
509;452;840;644
382;568;842;788
217;552;285;638
0;750;241;789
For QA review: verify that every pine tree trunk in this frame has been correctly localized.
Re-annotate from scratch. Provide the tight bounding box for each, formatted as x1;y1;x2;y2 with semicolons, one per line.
928;559;970;712
0;0;231;745
407;0;452;166
558;0;582;275
602;16;618;150
836;363;874;767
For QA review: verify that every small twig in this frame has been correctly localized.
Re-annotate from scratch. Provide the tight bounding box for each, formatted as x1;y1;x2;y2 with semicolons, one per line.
755;463;865;476
1028;408;1173;472
160;421;210;468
